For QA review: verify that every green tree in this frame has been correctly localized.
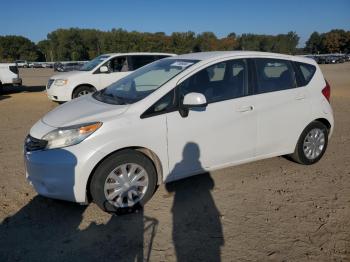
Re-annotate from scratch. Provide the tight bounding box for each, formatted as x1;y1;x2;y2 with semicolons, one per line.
171;31;196;53
305;32;322;53
37;40;53;61
196;32;219;51
0;35;40;62
47;28;89;61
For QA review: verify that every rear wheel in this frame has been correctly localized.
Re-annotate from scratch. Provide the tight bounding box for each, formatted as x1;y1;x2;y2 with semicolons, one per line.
72;85;96;99
90;150;157;214
290;121;328;165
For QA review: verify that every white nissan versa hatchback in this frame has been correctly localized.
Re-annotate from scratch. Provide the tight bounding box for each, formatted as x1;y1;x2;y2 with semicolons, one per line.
24;51;334;213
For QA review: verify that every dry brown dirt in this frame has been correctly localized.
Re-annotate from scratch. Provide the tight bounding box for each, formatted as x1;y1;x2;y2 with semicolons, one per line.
0;65;349;261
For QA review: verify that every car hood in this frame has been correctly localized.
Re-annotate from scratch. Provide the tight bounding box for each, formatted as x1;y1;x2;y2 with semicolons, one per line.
50;70;88;80
41;94;129;128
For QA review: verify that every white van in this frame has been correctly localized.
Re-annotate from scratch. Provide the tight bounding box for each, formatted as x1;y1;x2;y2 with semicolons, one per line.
25;51;334;213
0;63;22;92
46;53;176;102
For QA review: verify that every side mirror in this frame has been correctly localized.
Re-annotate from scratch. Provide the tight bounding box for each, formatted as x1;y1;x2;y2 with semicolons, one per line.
182;92;207;108
99;66;109;73
179;92;207;117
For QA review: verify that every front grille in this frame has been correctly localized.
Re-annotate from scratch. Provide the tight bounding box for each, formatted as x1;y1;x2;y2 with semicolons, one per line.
47;79;54;89
25;135;47;151
9;65;18;75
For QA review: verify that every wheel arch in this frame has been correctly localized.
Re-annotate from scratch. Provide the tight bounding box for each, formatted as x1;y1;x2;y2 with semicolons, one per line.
86;146;163;202
314;118;331;131
292;117;331;150
72;84;97;99
290;118;332;154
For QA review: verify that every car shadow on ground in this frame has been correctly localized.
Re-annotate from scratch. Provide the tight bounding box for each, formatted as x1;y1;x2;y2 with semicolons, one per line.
1;85;46;95
0;196;158;262
0;94;11;101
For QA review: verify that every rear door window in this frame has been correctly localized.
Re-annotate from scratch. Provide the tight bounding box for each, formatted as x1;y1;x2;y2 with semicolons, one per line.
129;55;157;70
254;58;296;94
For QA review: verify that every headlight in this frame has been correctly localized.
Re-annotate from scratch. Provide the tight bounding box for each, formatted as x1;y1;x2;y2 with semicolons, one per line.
54;79;68;86
42;122;102;149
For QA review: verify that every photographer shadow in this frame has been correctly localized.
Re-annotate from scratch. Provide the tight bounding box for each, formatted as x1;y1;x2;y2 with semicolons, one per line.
166;142;224;262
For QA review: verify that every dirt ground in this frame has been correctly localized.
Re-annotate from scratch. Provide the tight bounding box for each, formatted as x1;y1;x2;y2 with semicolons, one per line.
0;65;349;262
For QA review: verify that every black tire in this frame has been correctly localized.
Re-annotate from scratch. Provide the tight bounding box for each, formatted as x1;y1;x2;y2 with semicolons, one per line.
72;85;96;99
290;121;328;165
0;82;3;94
90;150;157;214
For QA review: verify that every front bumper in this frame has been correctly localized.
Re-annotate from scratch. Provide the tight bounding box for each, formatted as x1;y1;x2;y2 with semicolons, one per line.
46;83;72;102
24;143;105;203
24;148;78;202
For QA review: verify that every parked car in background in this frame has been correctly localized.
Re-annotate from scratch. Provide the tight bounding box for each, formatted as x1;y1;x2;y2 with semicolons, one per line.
328;56;344;64
305;54;349;64
345;54;350;62
337;55;346;63
317;56;327;64
28;62;44;68
54;61;86;72
46;52;176;102
15;60;29;68
25;51;334;213
0;63;22;93
305;55;318;63
42;62;54;68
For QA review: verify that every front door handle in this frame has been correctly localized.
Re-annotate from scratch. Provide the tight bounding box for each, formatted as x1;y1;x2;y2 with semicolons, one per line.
236;105;254;112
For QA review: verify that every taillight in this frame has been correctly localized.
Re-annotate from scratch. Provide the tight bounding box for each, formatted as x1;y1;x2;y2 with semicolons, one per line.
322;80;331;102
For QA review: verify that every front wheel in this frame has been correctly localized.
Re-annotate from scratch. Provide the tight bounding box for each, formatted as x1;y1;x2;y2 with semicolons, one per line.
72;85;96;99
290;121;329;165
90;150;157;213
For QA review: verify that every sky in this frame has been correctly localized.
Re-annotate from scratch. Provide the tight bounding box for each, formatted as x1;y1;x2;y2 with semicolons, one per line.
0;0;349;47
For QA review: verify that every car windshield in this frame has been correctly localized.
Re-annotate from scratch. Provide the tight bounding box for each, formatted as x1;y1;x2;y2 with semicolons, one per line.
93;59;198;105
79;55;110;71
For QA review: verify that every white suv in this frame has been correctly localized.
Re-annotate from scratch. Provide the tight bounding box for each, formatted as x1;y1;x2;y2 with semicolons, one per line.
46;52;175;102
0;63;22;92
25;51;334;213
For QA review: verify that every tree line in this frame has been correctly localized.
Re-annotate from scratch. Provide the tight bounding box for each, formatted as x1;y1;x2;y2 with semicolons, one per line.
305;29;350;54
0;28;348;62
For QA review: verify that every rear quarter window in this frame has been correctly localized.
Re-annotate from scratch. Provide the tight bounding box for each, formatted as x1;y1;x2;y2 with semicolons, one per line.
9;65;18;74
294;62;316;86
254;58;296;94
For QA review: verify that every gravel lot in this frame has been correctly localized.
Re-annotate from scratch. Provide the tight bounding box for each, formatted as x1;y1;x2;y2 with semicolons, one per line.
0;65;349;261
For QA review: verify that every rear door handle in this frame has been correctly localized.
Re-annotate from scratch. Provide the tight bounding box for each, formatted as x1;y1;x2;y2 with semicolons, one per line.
236;105;254;112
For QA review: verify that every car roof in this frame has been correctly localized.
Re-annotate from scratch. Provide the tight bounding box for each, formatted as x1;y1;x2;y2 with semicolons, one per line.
0;63;16;67
167;51;316;65
103;52;176;57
